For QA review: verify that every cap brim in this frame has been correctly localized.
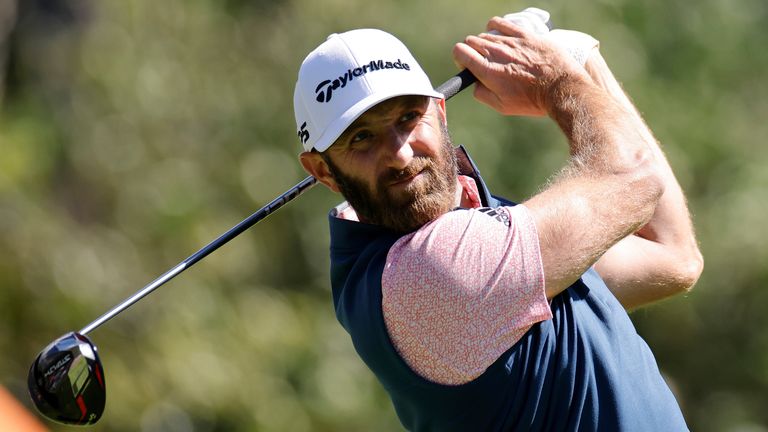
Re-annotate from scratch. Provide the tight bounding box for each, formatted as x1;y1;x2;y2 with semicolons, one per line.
311;88;445;152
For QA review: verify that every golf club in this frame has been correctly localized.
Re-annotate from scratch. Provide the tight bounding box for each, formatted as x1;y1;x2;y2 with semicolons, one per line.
26;69;478;425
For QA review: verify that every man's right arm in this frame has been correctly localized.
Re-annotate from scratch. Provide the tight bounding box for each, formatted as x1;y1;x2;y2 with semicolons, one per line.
453;17;665;298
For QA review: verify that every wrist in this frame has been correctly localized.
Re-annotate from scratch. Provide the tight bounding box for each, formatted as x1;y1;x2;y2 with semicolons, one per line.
541;67;595;119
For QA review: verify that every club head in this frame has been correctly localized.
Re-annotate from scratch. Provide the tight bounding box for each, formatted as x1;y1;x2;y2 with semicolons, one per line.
28;332;106;425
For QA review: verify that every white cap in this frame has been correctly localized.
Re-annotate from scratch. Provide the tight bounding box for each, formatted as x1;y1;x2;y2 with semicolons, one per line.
293;29;444;152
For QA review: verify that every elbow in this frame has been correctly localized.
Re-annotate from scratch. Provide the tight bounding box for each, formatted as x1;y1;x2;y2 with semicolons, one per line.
663;247;704;296
628;164;665;226
640;149;666;203
621;141;665;217
678;248;704;293
644;170;665;207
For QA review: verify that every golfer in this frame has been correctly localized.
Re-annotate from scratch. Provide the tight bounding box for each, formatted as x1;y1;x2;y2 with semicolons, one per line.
293;13;703;431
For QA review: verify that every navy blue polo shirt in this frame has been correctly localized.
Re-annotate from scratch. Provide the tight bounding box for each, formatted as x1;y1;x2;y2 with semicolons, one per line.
328;149;689;431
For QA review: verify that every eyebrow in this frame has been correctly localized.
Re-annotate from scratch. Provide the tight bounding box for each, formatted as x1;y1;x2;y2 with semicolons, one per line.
338;96;430;139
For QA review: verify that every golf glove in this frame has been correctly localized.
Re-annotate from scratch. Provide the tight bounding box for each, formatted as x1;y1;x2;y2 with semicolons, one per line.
498;7;600;67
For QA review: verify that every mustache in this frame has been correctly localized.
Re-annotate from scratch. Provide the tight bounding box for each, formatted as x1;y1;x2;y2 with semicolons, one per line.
381;157;432;185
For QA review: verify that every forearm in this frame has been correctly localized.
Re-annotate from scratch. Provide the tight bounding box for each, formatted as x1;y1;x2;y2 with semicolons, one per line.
586;52;698;248
453;18;669;296
587;56;696;249
525;71;665;296
585;49;704;306
545;72;657;180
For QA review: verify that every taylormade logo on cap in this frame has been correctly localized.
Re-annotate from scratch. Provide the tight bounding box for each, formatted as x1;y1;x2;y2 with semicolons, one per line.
315;59;411;103
293;29;443;152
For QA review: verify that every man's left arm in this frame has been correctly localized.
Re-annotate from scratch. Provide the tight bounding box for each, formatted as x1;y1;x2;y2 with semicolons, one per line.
584;48;704;310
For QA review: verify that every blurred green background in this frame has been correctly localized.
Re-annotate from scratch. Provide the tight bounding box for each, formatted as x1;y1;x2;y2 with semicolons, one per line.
1;0;766;430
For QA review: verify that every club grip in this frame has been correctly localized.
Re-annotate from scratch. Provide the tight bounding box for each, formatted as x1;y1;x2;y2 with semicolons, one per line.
435;9;555;100
436;68;477;100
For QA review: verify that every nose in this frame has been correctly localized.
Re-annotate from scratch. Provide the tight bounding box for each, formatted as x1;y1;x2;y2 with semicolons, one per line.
381;127;415;171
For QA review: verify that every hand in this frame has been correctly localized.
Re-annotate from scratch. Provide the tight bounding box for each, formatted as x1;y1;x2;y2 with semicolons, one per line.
453;16;588;117
493;8;600;68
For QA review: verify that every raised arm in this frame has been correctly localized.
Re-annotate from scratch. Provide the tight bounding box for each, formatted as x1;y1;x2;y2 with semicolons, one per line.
584;49;703;309
453;17;669;298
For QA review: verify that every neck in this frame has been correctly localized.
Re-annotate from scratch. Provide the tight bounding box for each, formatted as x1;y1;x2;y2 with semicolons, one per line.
453;177;464;207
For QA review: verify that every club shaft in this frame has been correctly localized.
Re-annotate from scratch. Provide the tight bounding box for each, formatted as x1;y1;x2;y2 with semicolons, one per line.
78;69;476;336
80;175;318;335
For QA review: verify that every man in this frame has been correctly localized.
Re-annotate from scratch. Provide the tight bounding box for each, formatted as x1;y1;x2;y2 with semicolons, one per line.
294;12;703;431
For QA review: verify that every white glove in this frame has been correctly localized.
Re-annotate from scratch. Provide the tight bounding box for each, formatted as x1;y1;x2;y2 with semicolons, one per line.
500;7;551;35
547;29;599;66
494;7;600;66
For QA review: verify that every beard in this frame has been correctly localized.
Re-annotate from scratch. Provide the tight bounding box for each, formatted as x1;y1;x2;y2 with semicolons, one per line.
324;119;458;233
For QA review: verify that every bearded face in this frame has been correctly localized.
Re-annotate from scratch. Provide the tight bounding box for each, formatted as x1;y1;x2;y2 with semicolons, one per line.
323;118;458;233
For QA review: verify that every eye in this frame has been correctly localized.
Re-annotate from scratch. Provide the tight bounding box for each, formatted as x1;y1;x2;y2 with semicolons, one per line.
350;130;372;144
399;110;421;123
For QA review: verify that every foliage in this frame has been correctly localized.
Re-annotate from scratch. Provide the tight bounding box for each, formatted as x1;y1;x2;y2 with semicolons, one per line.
1;0;766;430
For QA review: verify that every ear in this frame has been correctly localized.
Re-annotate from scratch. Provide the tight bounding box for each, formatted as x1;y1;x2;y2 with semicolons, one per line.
299;151;341;193
435;98;447;125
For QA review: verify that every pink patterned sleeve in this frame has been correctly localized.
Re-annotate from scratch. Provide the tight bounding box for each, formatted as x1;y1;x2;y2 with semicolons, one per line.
381;205;551;385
